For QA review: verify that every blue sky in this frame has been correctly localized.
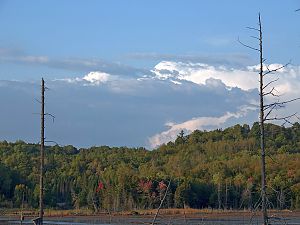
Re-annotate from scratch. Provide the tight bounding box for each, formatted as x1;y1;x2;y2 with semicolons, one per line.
0;0;299;78
0;1;300;148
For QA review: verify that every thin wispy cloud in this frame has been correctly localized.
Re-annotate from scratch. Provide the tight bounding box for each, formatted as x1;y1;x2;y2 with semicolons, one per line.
126;52;254;67
0;47;146;77
0;48;49;64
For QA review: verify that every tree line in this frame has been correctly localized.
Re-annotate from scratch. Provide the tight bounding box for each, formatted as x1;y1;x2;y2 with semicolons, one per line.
0;122;299;211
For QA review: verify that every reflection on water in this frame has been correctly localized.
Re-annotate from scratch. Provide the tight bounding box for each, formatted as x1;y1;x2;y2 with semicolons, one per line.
1;215;300;225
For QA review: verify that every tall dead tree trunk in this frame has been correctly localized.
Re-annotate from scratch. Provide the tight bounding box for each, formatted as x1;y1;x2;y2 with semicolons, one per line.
258;14;268;225
39;78;45;225
239;13;299;225
33;78;55;225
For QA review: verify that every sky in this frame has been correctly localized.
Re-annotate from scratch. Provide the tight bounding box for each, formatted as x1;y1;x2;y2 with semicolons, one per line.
0;0;300;149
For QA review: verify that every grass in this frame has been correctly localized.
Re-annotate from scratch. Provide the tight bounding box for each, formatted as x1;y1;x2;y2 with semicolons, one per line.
1;207;299;218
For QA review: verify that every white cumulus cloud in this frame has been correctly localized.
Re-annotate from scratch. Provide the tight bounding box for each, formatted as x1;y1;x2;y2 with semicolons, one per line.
152;61;300;95
82;71;110;85
55;71;112;85
152;61;258;90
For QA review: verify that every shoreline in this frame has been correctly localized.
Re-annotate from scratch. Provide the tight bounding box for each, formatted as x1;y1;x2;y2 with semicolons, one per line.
1;208;299;219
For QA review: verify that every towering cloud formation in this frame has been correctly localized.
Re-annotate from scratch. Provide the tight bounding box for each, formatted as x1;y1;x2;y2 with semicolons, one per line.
1;61;299;148
152;61;300;92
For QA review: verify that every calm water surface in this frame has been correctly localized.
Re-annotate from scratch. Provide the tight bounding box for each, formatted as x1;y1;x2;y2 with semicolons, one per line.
1;215;300;225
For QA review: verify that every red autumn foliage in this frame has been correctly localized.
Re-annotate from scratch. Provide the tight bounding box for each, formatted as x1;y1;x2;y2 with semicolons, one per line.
287;169;295;178
158;181;167;190
96;181;104;193
138;180;152;192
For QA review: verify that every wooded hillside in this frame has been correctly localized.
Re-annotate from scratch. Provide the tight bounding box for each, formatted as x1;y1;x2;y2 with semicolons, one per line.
0;122;299;211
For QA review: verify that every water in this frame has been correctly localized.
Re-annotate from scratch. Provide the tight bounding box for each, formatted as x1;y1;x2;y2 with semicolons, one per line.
1;215;300;225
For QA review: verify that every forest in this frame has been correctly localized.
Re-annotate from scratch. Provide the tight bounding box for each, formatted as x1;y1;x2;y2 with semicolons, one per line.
0;122;299;212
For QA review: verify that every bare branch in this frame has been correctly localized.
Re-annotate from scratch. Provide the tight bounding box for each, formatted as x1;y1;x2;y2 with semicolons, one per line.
281;115;297;126
45;113;55;123
263;62;290;76
35;98;42;104
246;26;260;32
265;64;271;72
266;154;280;165
282;119;293;126
262;87;280;97
265;113;297;122
263;104;277;121
250;35;260;40
266;196;275;210
263;101;283;111
263;98;300;109
238;37;260;52
262;78;279;90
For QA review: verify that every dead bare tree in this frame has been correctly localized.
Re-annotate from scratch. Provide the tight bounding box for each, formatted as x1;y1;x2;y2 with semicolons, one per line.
39;78;45;225
33;78;56;225
239;13;299;225
151;180;171;225
32;79;46;225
